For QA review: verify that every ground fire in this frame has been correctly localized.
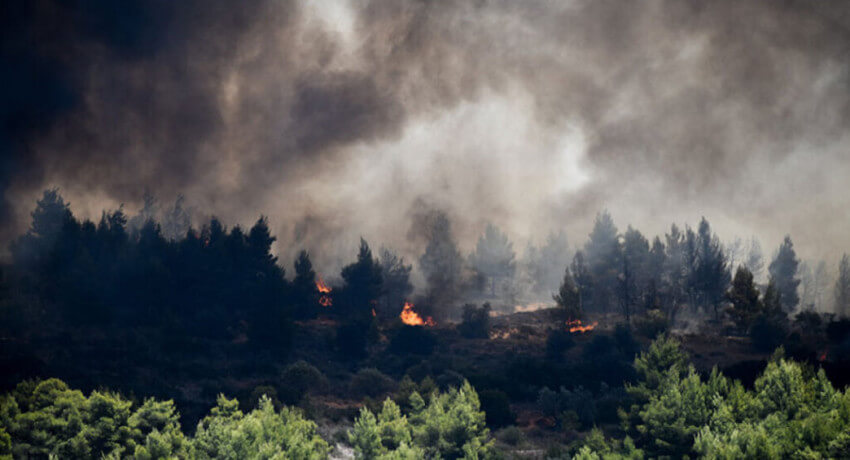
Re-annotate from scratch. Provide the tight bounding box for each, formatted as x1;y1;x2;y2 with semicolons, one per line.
316;276;332;307
566;319;597;333
400;301;435;326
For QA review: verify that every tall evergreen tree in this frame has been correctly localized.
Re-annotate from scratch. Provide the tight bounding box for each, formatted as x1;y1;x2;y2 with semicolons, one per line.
292;250;318;319
835;254;850;317
691;218;730;320
583;211;622;313
378;248;413;318
744;236;765;282
768;235;800;312
341;238;383;321
528;231;570;294
725;266;762;332
419;212;463;318
469;223;516;297
571;250;592;313
621;226;650;321
554;267;581;320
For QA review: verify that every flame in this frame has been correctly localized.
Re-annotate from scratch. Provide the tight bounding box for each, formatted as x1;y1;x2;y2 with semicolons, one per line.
566;319;597;333
400;301;435;326
315;276;331;294
371;308;377;317
316;275;332;307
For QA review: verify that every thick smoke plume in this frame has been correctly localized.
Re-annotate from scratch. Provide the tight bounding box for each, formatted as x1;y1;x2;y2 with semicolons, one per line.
3;0;850;272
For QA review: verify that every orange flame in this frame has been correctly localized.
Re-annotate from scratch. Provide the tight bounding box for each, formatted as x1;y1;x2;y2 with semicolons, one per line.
315;276;331;294
400;301;435;326
316;275;332;307
566;319;597;333
371;308;377;317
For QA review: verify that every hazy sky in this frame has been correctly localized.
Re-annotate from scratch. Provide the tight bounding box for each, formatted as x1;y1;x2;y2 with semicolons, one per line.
2;0;850;272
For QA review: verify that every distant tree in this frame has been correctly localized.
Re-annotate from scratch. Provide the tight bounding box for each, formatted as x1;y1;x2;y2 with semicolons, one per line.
378;248;413;318
725;237;744;272
797;261;816;311
292;250;318;320
835;254;850;317
340;239;383;323
621;227;651;322
128;192;158;236
768;235;800;312
10;189;74;267
161;195;191;241
725;266;762;333
691;218;730;321
744;236;765;282
662;224;689;321
812;260;830;311
419;212;463;318
554;267;581;320
469;223;516;297
750;277;788;352
528;231;570;294
571;251;592;313
458;303;491;339
583;211;622;313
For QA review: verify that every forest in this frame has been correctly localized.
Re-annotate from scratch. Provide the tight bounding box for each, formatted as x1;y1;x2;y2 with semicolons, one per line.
2;190;850;459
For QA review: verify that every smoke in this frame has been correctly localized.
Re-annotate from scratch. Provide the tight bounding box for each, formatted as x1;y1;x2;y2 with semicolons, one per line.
3;0;850;273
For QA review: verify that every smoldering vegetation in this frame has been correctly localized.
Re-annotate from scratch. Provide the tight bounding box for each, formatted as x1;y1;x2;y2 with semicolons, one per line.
3;0;850;267
3;191;850;457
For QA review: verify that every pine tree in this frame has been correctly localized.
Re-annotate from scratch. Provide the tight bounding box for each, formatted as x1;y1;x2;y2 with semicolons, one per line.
554;267;581;320
725;266;762;332
419;212;463;318
583;211;622;313
835;254;850;317
691;218;730;320
469;223;516;297
768;235;800;312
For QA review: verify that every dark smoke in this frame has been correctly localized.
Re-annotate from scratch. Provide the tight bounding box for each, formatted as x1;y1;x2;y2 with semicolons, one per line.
3;0;850;271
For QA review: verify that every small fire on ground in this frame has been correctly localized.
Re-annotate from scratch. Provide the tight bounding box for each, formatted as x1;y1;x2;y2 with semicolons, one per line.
400;301;435;327
566;319;597;333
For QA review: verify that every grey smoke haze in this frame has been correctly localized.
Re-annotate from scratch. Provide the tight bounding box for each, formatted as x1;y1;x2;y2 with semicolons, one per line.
3;0;850;274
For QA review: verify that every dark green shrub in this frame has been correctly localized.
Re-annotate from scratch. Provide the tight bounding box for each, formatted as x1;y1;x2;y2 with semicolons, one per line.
458;303;491;339
478;389;515;428
350;368;396;398
279;360;327;404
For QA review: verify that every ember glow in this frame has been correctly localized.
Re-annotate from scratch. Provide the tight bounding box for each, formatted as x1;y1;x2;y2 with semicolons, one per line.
400;302;435;327
566;319;597;334
316;275;332;307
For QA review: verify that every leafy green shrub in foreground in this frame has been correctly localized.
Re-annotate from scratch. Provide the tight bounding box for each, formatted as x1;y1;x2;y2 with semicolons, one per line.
350;381;494;459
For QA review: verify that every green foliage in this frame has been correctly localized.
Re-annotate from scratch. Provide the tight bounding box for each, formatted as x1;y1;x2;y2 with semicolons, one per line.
616;337;850;459
279;360;327;404
350;381;494;459
1;381;328;460
194;394;330;459
350;368;396;399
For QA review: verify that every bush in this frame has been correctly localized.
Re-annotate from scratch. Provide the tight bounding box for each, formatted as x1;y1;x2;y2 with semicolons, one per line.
495;426;524;446
350;381;493;459
350;368;397;399
750;314;788;353
634;309;669;339
478;390;515;428
279;360;327;404
458;303;491;339
545;329;575;359
194;394;330;459
389;326;436;355
536;386;596;429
